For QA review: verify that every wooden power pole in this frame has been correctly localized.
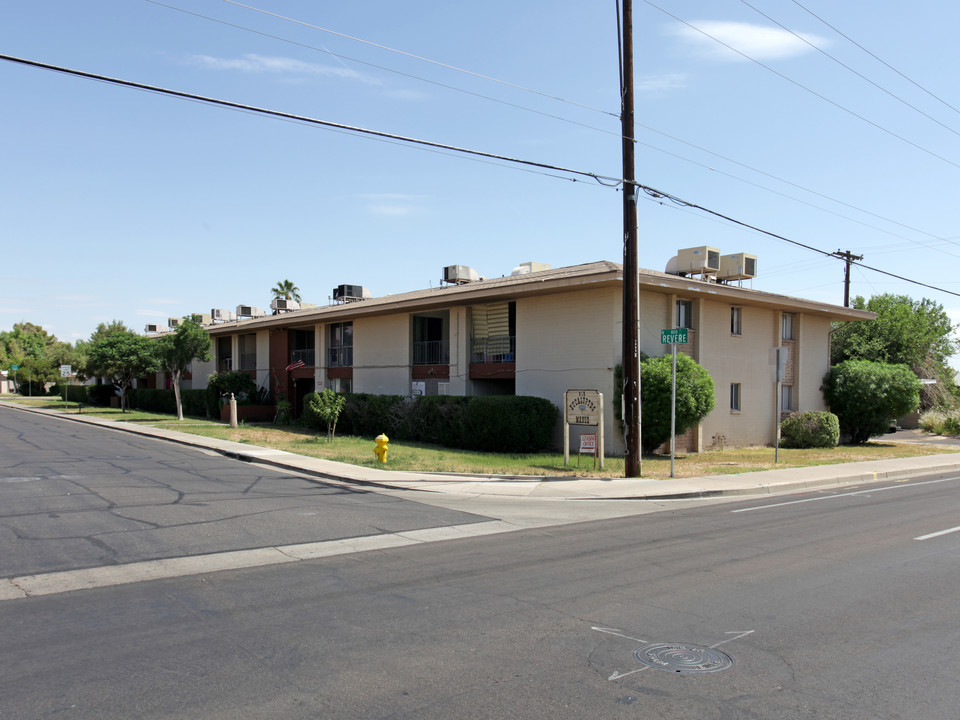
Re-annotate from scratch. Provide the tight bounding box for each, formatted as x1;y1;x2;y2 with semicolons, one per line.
621;0;642;477
833;249;863;307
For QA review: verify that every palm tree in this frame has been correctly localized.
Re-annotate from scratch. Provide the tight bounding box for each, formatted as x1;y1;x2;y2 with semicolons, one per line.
271;280;301;303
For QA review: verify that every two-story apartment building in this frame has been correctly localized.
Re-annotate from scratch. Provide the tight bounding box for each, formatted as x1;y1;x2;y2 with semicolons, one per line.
182;259;873;454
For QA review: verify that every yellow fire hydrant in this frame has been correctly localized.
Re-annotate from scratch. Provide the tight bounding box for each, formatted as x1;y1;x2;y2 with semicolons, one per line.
374;433;389;463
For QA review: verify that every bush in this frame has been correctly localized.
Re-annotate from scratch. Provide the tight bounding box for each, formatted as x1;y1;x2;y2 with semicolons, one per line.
335;393;558;452
127;388;177;415
303;390;347;439
822;360;920;444
205;371;261;417
779;411;840;448
640;353;715;454
918;409;960;436
87;383;119;407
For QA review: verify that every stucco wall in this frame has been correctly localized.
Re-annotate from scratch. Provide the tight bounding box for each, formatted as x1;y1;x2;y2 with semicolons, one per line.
354;314;410;395
516;286;621;454
798;315;830;413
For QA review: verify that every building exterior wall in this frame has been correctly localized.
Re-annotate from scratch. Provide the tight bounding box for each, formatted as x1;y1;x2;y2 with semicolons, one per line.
797;315;830;413
354;314;410;395
516;286;621;454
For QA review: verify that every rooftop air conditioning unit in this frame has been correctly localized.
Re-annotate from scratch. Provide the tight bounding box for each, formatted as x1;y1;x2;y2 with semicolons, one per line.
236;305;267;318
333;284;371;302
510;261;551;276
211;308;236;323
677;246;721;275
168;317;182;328
191;312;212;325
443;265;480;285
270;298;300;312
144;324;160;334
718;253;757;281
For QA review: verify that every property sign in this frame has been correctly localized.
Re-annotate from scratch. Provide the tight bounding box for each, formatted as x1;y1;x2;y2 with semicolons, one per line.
661;328;688;345
565;389;601;426
578;434;597;453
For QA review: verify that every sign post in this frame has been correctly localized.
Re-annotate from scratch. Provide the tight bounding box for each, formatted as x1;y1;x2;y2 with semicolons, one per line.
563;389;604;470
661;328;688;477
60;365;71;409
10;364;18;393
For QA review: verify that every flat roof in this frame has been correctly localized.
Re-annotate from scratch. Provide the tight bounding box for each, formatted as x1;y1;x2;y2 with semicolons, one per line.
202;260;874;336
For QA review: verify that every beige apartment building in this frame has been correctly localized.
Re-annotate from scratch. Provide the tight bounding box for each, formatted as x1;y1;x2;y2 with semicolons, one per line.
186;259;873;455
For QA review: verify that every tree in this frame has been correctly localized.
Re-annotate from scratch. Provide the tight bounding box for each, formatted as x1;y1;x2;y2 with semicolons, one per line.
822;360;921;444
86;326;158;412
0;323;62;393
156;319;212;421
640;353;715;454
271;279;301;302
831;294;959;408
304;389;346;440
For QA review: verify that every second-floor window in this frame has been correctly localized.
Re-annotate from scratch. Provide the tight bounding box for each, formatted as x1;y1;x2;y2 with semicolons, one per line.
290;329;315;367
782;312;795;341
731;307;742;336
328;322;353;367
677;299;694;329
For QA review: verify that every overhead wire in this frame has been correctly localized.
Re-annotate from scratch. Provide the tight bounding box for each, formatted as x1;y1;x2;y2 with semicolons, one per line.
641;0;960;172
789;0;960;120
5;52;960;301
144;0;960;256
740;0;960;139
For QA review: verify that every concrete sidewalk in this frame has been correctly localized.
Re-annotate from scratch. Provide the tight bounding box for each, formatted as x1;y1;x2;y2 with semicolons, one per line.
6;401;960;500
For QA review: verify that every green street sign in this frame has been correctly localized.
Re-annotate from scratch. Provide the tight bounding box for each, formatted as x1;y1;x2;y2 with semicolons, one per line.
661;328;688;345
10;364;19;371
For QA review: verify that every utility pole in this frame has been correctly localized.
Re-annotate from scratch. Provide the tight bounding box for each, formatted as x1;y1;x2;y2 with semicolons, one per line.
621;0;642;477
833;249;863;307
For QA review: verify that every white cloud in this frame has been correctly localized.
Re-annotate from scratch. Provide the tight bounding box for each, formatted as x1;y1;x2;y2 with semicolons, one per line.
670;21;826;61
636;73;688;92
354;193;428;217
188;53;380;85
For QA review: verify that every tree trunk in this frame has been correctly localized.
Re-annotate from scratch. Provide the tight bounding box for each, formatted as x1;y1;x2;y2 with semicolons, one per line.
173;371;183;421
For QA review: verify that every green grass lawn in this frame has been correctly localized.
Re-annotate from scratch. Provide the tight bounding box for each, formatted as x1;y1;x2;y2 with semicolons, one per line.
3;395;956;479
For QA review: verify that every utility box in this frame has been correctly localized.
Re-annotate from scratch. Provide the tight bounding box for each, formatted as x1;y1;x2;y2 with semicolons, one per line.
677;246;721;274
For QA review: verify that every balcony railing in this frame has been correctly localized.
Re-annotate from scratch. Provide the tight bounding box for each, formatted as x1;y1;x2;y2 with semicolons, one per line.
471;336;515;364
328;346;353;367
290;348;315;366
413;340;449;365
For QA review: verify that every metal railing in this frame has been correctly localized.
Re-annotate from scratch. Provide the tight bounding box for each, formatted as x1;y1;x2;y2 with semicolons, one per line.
471;336;515;363
290;348;315;366
412;340;449;365
328;346;353;367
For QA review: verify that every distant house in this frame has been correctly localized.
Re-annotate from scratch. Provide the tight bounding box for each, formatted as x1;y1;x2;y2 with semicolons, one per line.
163;258;873;454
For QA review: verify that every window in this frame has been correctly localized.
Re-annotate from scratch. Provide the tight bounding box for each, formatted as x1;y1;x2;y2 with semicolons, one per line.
782;312;795;341
217;336;232;372
676;299;693;329
290;329;315;366
730;307;741;336
730;383;741;412
781;384;794;412
328;377;352;394
413;312;449;365
328;322;353;367
238;333;256;371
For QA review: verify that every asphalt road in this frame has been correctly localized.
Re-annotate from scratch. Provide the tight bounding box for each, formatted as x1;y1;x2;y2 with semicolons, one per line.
2;408;960;719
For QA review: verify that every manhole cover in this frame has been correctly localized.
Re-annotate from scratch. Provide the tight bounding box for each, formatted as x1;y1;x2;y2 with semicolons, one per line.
634;643;733;674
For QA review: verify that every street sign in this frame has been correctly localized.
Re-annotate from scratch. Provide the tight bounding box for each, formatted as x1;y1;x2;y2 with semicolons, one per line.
661;328;688;345
10;364;19;371
60;365;72;378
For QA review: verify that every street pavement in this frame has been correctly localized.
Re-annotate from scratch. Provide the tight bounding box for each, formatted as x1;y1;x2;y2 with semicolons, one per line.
5;401;960;501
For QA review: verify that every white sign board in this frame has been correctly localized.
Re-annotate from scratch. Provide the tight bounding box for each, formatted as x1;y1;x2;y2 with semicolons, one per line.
411;381;426;397
60;365;72;378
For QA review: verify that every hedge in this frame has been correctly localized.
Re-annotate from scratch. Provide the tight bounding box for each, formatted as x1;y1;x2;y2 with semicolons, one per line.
779;411;840;449
336;393;558;453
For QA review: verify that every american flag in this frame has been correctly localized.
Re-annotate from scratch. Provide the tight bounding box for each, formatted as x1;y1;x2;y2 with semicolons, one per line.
285;360;306;371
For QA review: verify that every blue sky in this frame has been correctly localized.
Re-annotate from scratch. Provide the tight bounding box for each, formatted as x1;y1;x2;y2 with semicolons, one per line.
4;1;960;364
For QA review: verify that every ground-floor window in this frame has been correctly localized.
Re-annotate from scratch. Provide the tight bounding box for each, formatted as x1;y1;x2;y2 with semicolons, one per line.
781;384;794;412
328;377;352;394
730;383;741;412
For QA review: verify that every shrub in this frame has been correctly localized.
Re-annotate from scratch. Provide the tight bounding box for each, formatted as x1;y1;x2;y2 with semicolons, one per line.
919;408;960;436
822;360;920;444
779;411;840;449
205;371;261;417
127;388;177;415
335;393;557;452
87;383;119;407
303;390;347;439
640;353;715;454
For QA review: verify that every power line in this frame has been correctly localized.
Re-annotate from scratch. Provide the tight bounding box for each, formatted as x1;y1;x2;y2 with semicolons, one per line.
642;0;960;172
148;0;960;256
740;0;960;139
5;52;959;301
789;0;960;120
